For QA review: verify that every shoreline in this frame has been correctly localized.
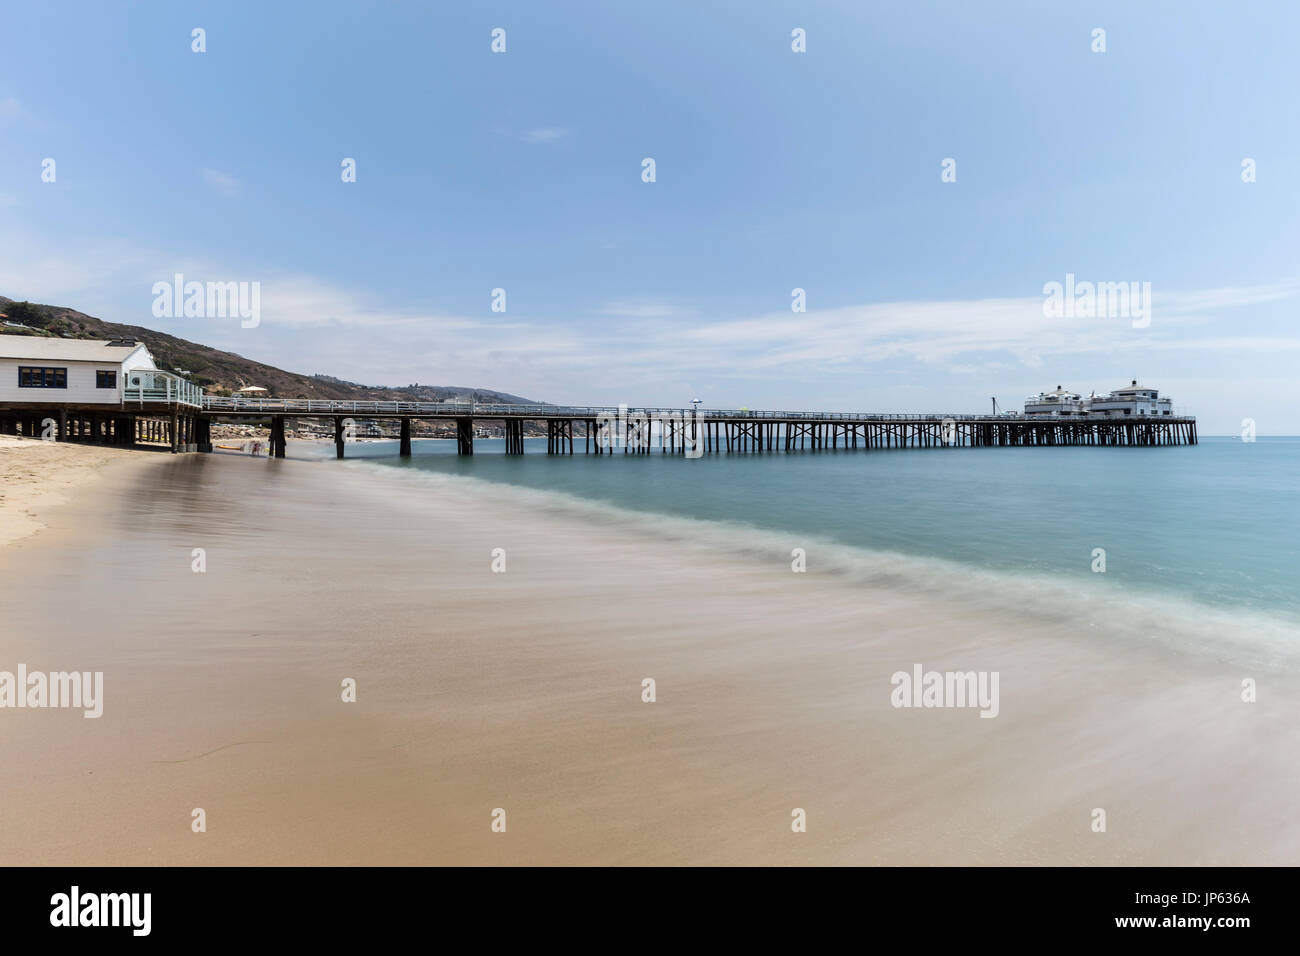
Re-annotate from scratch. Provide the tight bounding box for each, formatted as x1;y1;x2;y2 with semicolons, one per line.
1;447;1297;864
349;454;1300;672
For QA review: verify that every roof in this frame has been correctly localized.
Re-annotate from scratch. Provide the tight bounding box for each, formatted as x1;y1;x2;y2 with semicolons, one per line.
0;335;147;363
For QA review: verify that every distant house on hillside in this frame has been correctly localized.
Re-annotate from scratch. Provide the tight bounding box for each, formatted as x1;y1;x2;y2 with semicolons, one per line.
1;313;38;331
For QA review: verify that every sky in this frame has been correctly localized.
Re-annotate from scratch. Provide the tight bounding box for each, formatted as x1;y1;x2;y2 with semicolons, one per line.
1;0;1297;433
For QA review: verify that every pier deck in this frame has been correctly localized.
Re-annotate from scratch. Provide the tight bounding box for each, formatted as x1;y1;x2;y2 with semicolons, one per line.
195;399;1197;458
0;396;1197;458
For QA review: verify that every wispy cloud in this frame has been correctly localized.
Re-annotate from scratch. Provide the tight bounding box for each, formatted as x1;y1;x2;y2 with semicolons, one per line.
0;224;1296;414
260;281;1300;398
661;284;1300;373
200;167;240;197
0;95;23;123
494;125;570;145
0;232;158;307
520;127;569;144
601;300;690;320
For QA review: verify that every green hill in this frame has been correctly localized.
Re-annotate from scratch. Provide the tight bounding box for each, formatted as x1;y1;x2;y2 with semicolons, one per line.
0;296;539;404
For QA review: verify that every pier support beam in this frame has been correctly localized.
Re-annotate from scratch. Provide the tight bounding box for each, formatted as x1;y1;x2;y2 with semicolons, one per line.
195;417;212;452
545;419;574;454
456;417;474;456
504;419;524;454
399;418;412;457
547;419;574;454
334;417;346;459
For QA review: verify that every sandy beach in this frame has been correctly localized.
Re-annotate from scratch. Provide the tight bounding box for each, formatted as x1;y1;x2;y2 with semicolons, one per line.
0;436;170;549
1;446;1298;866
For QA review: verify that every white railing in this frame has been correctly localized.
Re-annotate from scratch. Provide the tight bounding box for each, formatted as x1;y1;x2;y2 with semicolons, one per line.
199;397;1193;422
123;369;204;408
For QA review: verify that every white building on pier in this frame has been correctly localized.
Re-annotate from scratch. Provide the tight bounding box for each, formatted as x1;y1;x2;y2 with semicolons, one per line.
1023;385;1086;417
1023;380;1176;419
1084;380;1174;418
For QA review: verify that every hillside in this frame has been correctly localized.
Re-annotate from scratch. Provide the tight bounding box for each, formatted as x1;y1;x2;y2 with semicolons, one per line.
0;296;538;404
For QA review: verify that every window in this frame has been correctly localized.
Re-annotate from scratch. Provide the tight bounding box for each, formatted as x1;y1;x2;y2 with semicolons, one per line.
18;366;67;389
96;369;116;389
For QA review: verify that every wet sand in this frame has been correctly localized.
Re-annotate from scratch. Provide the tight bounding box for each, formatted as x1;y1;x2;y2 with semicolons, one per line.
1;448;1298;865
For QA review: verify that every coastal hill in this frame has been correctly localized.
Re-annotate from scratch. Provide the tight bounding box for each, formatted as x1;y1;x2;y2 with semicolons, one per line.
0;296;538;404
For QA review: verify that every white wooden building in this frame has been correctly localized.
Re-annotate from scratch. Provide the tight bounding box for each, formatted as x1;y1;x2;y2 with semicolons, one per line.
0;335;206;450
1085;380;1175;419
0;336;160;405
1023;379;1176;419
1023;385;1086;417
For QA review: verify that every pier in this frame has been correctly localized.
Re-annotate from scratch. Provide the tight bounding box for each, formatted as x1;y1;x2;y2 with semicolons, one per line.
0;337;1200;458
0;396;1198;457
2;397;1199;457
208;399;1201;457
0;394;1198;458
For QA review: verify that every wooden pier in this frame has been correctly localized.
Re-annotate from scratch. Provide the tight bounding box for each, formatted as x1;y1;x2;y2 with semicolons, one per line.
0;396;1197;458
189;399;1196;459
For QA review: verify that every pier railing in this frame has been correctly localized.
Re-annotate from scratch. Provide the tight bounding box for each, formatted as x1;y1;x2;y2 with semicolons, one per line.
199;397;1194;423
202;397;999;420
124;370;204;409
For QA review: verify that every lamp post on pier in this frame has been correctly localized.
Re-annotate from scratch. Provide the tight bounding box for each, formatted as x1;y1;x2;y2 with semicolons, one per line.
691;398;702;456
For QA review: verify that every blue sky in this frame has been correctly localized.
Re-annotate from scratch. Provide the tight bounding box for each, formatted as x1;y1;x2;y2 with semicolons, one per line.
1;0;1297;432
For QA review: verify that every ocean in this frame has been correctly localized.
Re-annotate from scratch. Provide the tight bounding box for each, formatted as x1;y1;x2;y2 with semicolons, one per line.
329;435;1300;626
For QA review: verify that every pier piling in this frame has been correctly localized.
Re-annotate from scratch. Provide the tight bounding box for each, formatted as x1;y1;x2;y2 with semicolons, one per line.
456;417;474;456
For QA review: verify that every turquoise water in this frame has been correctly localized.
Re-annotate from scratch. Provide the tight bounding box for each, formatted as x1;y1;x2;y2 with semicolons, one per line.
331;436;1300;622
